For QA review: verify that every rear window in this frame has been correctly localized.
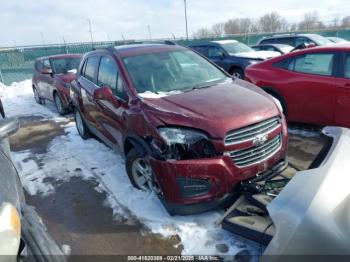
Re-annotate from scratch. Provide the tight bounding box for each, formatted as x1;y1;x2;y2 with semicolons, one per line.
260;39;275;45
289;53;335;76
83;56;99;82
275;37;296;46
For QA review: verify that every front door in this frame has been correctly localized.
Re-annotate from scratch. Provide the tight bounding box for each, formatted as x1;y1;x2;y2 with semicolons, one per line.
95;56;129;148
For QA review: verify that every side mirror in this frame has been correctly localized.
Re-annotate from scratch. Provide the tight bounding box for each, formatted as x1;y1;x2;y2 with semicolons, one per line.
0;117;19;140
41;67;53;75
93;86;115;102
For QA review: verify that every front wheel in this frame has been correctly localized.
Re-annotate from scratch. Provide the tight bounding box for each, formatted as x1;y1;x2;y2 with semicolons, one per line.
230;68;244;79
75;110;91;139
126;148;162;195
54;93;67;115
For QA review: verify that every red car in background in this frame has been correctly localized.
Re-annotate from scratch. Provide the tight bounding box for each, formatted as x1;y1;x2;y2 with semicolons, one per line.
245;45;350;128
32;54;82;114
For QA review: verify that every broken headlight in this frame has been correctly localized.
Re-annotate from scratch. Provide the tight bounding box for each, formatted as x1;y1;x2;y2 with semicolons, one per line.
158;127;216;160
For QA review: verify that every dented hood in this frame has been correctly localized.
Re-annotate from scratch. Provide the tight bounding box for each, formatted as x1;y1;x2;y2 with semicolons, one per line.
141;80;279;139
264;126;350;258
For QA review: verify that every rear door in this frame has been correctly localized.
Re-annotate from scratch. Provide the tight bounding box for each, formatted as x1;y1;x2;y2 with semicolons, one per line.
274;52;337;125
95;56;129;148
334;52;350;127
77;56;101;129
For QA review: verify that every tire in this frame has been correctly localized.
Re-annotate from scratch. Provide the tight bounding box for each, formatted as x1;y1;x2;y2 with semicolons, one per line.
75;110;92;139
126;148;162;195
33;87;44;105
54;93;67;115
230;68;244;79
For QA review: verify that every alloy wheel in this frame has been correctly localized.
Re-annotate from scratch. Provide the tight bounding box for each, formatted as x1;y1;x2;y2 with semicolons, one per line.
131;158;161;194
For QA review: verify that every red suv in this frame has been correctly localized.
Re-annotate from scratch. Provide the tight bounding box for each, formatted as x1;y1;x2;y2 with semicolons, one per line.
245;46;350;128
71;44;288;215
32;54;82;114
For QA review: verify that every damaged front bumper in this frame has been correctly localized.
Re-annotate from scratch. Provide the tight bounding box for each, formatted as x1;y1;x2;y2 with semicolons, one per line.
264;126;350;257
149;154;287;215
220;126;350;258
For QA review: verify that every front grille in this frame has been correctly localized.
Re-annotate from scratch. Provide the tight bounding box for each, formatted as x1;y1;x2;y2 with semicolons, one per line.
224;117;281;146
227;134;282;168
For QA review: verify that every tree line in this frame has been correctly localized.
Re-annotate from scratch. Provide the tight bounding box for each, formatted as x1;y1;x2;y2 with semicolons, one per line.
193;11;350;38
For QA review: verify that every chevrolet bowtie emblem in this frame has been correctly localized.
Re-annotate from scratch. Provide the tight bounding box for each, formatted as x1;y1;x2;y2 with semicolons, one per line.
252;134;268;147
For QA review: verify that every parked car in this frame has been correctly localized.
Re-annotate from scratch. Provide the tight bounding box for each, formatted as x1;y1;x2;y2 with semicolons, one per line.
245;45;350;128
32;54;82;115
257;33;333;47
0;100;66;260
221;126;350;257
327;36;349;43
189;40;280;78
71;44;288;215
251;44;294;54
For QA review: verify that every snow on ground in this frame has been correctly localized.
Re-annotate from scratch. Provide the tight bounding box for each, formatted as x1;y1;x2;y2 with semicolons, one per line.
2;80;258;256
0;80;57;118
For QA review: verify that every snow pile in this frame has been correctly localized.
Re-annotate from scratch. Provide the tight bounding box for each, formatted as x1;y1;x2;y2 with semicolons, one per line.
0;80;57;118
3;80;256;256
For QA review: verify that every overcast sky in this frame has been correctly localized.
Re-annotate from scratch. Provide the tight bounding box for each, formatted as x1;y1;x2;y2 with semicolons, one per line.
0;0;348;46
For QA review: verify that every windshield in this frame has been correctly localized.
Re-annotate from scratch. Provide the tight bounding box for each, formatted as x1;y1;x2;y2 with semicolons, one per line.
123;50;227;95
308;35;333;45
221;42;253;54
51;57;81;74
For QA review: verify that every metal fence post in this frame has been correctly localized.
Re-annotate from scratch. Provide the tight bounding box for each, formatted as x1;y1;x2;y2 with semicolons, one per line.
0;69;4;84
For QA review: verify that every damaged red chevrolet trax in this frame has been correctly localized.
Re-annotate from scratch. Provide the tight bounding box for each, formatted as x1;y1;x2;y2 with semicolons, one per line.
71;44;288;215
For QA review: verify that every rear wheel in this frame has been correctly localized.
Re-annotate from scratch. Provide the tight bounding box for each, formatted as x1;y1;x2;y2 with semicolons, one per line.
75;110;91;139
126;148;161;195
54;93;66;115
33;87;44;105
230;68;244;79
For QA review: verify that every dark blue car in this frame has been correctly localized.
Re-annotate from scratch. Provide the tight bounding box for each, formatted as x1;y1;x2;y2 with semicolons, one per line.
189;40;279;78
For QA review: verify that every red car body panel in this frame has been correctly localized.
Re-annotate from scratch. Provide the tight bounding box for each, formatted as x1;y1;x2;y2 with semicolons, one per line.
245;45;350;127
32;54;82;109
72;45;288;214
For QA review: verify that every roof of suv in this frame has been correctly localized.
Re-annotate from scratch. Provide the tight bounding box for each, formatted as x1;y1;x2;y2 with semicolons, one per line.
36;53;82;61
113;44;186;57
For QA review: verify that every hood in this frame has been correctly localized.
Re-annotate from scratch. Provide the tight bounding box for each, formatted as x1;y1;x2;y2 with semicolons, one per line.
233;50;280;60
141;80;279;139
55;73;76;83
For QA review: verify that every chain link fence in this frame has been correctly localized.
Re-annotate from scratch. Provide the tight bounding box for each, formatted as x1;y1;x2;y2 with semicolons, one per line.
1;29;349;85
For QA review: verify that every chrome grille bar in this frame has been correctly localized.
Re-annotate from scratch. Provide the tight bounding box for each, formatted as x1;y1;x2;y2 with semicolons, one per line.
228;134;282;168
225;117;281;145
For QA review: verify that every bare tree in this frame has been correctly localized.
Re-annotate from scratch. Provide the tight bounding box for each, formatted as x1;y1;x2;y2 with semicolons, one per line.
258;12;285;32
342;16;350;28
212;23;225;36
298;12;325;31
224;18;254;35
192;27;212;38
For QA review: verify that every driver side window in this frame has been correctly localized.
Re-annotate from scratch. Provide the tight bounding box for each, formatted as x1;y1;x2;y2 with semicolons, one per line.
208;46;225;58
98;56;127;101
